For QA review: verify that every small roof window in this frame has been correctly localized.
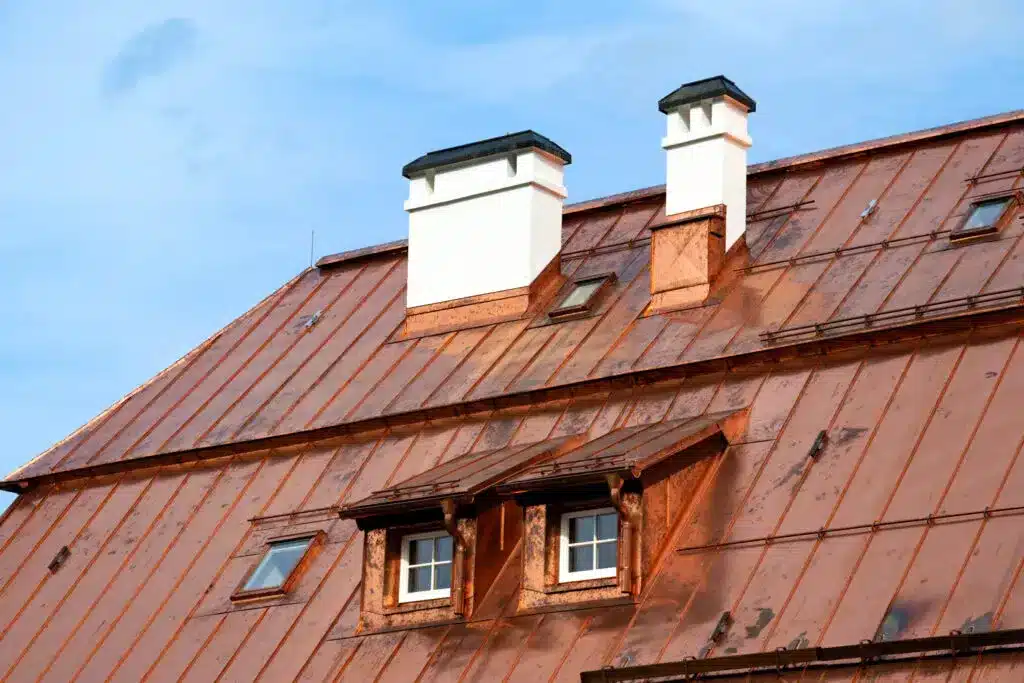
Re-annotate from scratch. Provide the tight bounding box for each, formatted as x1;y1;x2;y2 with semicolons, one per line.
550;273;614;320
953;196;1015;240
235;535;316;598
399;530;453;602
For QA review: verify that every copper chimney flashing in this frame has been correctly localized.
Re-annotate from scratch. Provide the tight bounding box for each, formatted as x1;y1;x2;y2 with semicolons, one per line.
647;204;726;313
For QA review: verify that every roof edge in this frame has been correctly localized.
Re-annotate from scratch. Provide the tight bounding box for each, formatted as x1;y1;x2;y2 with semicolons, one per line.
313;109;1024;264
316;239;408;269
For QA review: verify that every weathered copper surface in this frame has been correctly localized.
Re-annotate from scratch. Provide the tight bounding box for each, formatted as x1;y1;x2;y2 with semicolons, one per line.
2;112;1024;682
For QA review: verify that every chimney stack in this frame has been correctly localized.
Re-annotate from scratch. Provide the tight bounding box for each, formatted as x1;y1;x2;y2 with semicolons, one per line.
659;75;755;250
403;131;570;317
647;76;754;313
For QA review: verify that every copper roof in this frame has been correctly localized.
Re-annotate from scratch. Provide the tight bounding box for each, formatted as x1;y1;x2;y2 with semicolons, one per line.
2;110;1024;681
10;109;1024;489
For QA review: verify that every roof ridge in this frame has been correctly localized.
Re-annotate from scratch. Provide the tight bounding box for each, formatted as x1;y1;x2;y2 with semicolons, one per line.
315;109;1024;267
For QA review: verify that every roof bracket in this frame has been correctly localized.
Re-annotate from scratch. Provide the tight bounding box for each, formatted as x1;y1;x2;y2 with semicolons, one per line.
441;498;467;616
304;310;322;330
860;199;878;219
48;545;70;574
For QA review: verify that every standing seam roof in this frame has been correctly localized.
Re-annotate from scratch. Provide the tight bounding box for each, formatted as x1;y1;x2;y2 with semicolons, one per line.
4;110;1024;683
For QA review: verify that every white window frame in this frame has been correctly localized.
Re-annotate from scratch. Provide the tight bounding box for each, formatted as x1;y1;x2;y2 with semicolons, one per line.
559;507;619;583
398;530;453;603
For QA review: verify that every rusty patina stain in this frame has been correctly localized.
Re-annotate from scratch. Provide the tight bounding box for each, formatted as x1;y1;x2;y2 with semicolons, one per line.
745;608;775;639
834;427;869;447
787;632;810;650
961;612;994;633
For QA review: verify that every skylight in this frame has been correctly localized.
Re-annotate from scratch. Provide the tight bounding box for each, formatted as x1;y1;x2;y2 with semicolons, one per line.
242;537;313;592
953;196;1014;239
550;274;614;320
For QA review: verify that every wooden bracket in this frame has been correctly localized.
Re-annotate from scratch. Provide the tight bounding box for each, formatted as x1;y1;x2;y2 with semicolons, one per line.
441;498;467;616
606;475;635;595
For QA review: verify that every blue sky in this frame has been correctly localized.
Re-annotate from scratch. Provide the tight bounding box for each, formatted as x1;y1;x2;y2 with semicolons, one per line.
2;0;1023;511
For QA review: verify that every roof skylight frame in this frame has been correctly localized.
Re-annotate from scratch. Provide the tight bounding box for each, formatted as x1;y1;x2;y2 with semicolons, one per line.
951;193;1018;241
231;531;322;602
549;272;616;321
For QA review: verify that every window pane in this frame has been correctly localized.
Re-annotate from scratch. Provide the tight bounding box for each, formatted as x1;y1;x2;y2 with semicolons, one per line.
558;279;603;310
569;515;595;544
596;513;618;541
964;198;1011;231
408;565;432;593
434;562;452;590
597;540;618;569
435;535;453;562
569;544;594;573
243;538;311;591
408;537;433;566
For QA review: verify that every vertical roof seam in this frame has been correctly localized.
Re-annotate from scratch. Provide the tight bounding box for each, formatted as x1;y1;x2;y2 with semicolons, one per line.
195;263;371;449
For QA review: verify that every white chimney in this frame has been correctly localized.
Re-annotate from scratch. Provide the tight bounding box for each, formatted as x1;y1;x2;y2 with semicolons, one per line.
660;76;755;250
403;131;571;309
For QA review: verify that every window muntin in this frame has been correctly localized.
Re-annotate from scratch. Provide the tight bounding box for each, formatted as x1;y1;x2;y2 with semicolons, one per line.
955;196;1014;237
559;508;618;582
243;537;313;592
399;530;453;602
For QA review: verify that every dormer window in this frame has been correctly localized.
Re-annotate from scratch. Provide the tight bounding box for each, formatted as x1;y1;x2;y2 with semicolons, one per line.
550;274;614;320
952;196;1015;240
399;531;453;602
560;508;618;582
339;411;746;628
338;437;578;631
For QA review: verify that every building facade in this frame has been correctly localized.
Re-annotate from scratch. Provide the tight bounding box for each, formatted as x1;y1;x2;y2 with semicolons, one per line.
3;79;1024;681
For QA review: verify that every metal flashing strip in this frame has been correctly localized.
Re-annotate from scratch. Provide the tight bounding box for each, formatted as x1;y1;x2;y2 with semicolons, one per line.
581;627;1024;681
676;504;1024;554
744;229;952;273
761;286;1024;344
315;240;408;269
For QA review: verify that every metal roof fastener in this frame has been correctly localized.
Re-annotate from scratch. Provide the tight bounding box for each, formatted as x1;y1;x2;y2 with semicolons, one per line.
304;310;322;330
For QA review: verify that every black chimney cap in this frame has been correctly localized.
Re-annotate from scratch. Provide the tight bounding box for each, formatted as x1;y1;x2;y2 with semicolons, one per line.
658;75;756;114
402;130;571;179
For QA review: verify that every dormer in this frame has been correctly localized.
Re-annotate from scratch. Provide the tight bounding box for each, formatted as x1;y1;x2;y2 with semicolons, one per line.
401;131;571;337
339;410;746;631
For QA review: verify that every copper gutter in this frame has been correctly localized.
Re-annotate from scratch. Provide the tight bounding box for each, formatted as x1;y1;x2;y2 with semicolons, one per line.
6;304;1024;494
580;628;1024;681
